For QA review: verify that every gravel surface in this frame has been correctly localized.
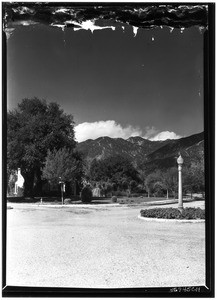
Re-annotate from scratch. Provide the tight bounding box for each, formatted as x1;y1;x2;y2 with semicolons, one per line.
6;202;205;288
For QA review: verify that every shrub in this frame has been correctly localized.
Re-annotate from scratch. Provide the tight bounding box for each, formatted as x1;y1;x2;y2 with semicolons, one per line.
140;207;205;220
81;186;92;203
64;198;72;204
111;196;117;203
119;198;134;204
194;196;204;200
153;190;164;198
16;186;24;197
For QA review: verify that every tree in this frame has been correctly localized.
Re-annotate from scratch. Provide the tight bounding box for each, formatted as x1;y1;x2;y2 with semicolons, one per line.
183;159;205;198
137;168;147;190
159;168;178;199
7;170;17;196
89;155;139;188
41;147;82;184
7;98;76;196
129;180;137;193
103;155;139;184
145;173;159;197
82;158;92;182
89;159;106;182
146;170;166;198
144;169;178;198
121;180;129;191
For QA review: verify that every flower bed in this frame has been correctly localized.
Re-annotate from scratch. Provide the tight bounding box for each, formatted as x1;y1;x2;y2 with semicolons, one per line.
140;207;205;220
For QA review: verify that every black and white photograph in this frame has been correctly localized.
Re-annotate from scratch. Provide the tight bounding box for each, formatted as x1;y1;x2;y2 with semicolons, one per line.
2;2;214;297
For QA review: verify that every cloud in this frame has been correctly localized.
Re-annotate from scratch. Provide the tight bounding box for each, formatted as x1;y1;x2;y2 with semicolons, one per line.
150;131;182;141
142;126;159;139
75;121;182;142
75;120;142;142
143;126;182;141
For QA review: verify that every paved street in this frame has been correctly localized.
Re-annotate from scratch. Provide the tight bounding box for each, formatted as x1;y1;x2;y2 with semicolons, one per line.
6;203;205;288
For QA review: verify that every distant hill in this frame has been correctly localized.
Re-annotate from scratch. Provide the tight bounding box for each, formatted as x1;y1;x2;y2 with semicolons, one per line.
76;132;204;173
77;136;168;163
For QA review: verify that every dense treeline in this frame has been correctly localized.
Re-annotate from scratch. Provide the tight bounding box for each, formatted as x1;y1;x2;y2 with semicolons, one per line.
83;155;204;198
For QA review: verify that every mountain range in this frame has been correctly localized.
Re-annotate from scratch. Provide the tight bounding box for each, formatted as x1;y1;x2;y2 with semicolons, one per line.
76;132;204;172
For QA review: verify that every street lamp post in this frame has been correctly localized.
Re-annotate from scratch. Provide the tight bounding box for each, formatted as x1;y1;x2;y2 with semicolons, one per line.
177;154;184;212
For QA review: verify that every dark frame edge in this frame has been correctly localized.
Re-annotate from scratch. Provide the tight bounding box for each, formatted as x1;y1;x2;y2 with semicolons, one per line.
204;2;215;298
1;285;213;298
2;1;7;296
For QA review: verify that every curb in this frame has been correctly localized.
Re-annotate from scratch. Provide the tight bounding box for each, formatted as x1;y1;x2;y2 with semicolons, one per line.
138;215;205;223
142;200;205;206
142;200;178;206
34;203;120;208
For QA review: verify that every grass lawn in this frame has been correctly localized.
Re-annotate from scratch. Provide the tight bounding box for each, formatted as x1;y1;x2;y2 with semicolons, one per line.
7;195;203;206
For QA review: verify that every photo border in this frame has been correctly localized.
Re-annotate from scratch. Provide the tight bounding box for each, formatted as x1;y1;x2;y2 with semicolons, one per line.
2;2;215;297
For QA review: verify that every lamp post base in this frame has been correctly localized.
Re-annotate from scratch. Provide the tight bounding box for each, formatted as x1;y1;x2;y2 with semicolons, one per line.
178;206;184;213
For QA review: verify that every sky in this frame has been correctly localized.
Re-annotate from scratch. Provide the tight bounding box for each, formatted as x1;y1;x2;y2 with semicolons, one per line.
7;21;204;142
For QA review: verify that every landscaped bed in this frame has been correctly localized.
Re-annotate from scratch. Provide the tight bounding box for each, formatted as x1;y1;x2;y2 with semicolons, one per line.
140;207;205;220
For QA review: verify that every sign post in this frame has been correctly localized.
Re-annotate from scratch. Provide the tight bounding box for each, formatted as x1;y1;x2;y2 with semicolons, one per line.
59;177;65;205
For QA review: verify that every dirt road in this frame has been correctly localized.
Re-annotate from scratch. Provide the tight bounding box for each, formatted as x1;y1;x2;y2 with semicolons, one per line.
6;203;205;288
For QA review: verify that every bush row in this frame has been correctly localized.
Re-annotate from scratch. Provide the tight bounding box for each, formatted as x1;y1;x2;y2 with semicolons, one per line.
140;207;205;219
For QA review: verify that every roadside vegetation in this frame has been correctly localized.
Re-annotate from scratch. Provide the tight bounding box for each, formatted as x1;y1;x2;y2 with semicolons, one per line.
140;207;205;220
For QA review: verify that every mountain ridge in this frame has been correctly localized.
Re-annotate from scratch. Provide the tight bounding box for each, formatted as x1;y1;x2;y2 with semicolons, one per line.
76;132;204;172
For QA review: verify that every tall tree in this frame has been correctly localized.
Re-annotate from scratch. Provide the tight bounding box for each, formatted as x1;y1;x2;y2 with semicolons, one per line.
7;98;76;195
159;168;178;199
144;173;158;197
183;159;205;197
89;159;106;182
41;147;83;197
137;168;147;190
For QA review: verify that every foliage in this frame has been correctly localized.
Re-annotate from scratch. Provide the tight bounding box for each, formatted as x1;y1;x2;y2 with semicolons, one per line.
183;158;205;195
7;98;76;195
88;159;104;182
119;198;136;204
16;187;24;197
41;147;83;185
112;190;128;197
144;168;178;198
121;180;129;191
140;207;205;219
160;167;178;198
85;151;204;198
64;198;72;204
82;158;92;181
144;172;160;197
111;196;117;203
129;180;137;192
137;168;147;190
7;170;17;196
81;186;92;203
89;155;139;187
104;182;113;197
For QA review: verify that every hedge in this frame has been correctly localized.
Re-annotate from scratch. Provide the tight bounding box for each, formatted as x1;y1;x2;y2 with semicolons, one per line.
140;207;205;220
